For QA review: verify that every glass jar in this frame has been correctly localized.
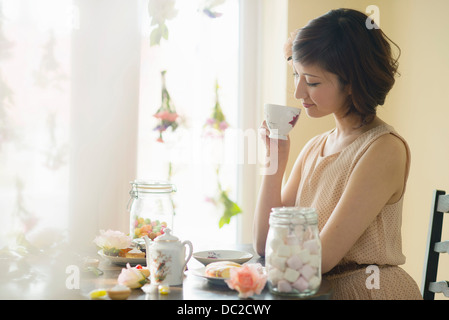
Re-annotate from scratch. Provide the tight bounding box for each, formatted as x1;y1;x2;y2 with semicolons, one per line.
265;207;321;297
128;180;176;241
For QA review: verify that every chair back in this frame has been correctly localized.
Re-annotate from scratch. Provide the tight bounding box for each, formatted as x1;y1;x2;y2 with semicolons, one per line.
422;189;449;300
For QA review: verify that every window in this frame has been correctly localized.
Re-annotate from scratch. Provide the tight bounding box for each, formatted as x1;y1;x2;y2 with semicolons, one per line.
0;0;287;251
137;0;241;246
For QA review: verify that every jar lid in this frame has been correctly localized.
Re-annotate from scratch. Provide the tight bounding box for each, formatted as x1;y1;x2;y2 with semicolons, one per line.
130;180;176;195
270;206;317;225
154;228;178;242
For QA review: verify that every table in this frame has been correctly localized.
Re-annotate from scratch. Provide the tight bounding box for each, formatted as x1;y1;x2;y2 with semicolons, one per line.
80;244;333;301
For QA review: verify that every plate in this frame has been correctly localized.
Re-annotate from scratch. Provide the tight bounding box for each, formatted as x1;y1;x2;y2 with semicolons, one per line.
193;250;253;265
97;250;146;266
189;267;229;286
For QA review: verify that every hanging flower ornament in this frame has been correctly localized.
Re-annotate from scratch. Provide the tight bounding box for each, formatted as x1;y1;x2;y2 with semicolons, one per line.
203;80;242;228
148;0;178;46
153;70;180;143
216;172;242;228
199;0;226;19
203;81;229;138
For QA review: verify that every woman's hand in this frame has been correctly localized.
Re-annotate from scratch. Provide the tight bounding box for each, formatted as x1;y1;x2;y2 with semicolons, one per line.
259;120;290;175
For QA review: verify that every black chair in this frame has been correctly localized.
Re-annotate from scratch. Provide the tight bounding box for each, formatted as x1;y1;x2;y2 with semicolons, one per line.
422;189;449;300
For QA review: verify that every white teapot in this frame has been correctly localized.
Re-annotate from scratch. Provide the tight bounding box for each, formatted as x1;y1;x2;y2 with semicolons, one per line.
143;228;193;286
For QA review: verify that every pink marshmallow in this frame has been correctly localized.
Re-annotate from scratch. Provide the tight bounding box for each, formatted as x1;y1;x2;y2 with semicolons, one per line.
292;276;309;292
301;264;317;280
286;255;303;270
277;280;292;293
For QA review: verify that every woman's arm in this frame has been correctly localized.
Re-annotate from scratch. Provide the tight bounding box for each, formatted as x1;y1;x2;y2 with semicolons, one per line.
319;134;408;273
252;122;290;256
252;123;313;256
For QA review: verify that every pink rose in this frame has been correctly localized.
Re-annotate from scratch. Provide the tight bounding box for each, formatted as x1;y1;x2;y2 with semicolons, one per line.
117;263;148;289
219;121;229;131
94;229;132;256
225;263;267;298
154;111;178;122
205;118;215;125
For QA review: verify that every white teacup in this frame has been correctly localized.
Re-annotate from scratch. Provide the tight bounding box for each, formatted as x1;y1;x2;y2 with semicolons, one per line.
264;104;301;140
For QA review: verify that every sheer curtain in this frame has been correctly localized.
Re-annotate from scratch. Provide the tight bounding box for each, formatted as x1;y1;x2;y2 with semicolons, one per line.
0;0;286;255
0;0;142;254
0;0;74;248
0;0;254;254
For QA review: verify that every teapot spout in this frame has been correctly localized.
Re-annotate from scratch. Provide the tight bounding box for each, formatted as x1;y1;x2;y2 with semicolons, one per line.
142;235;152;250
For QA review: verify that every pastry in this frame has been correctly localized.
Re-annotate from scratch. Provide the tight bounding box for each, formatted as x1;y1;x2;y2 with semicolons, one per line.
125;248;145;259
107;284;131;300
118;247;132;257
136;265;150;278
205;261;241;278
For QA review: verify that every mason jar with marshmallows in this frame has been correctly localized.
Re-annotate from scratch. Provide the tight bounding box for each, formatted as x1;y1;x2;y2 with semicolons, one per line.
265;207;321;297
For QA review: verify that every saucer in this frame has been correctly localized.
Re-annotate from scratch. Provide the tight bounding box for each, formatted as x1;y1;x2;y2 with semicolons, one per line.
189;267;229;286
98;250;146;266
192;250;253;266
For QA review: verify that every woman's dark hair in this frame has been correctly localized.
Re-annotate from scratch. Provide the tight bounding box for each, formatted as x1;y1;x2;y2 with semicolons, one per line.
292;8;400;124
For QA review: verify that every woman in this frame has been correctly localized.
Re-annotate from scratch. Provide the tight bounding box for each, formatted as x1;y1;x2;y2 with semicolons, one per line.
253;8;422;299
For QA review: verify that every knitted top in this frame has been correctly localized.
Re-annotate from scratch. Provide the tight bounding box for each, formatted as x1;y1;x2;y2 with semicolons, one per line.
294;123;409;266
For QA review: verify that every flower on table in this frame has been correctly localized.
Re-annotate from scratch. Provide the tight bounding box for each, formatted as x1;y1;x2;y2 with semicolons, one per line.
93;229;132;256
225;263;267;298
117;263;149;289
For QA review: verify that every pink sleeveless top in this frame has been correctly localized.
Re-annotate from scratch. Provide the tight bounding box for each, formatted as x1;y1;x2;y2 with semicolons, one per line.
295;124;408;266
294;124;422;299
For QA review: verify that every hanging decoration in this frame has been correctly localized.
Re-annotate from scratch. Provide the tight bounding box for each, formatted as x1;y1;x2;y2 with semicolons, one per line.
210;167;242;228
199;0;226;19
152;70;181;216
32;30;68;170
203;81;242;228
33;31;67;90
153;70;180;143
203;80;229;138
148;0;178;46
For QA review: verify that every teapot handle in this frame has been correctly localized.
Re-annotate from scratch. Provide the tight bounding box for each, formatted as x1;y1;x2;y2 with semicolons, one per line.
182;240;193;271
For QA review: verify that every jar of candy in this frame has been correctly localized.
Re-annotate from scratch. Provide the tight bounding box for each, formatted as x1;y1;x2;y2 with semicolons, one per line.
265;207;321;297
128;180;176;241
